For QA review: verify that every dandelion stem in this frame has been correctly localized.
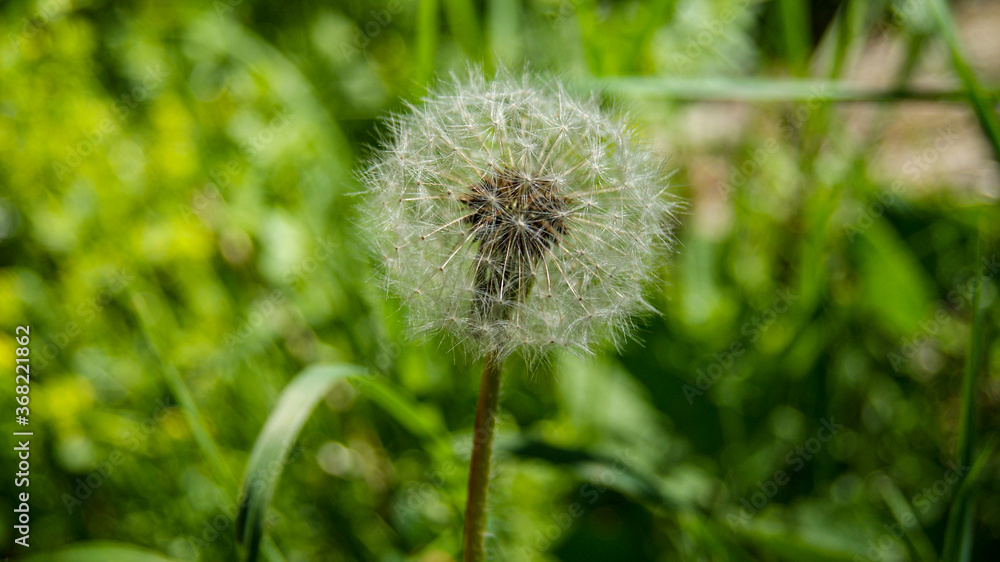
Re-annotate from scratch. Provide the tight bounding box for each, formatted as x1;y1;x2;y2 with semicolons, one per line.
463;349;503;562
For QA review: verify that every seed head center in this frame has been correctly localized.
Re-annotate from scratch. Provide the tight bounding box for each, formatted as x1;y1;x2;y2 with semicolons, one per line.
458;168;571;322
460;168;570;263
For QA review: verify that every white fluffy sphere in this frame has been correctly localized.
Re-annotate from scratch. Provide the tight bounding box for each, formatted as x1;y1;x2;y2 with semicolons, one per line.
363;69;679;358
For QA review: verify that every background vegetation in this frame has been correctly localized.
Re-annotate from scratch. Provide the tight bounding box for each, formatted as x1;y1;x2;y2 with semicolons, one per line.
1;0;999;560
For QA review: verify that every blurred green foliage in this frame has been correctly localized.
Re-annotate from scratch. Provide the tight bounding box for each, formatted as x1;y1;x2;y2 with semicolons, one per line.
1;0;999;560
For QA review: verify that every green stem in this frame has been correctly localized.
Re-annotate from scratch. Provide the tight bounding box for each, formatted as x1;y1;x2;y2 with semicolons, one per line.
942;229;985;562
956;234;983;471
463;350;503;562
777;0;810;74
415;0;439;88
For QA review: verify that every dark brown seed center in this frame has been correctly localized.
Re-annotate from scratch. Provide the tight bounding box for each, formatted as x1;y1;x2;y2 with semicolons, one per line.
458;168;571;323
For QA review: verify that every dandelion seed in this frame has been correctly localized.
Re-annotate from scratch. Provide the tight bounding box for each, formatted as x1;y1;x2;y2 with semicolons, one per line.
363;68;679;359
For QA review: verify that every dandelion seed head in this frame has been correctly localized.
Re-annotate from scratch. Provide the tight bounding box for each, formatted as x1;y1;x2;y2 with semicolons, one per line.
363;69;680;358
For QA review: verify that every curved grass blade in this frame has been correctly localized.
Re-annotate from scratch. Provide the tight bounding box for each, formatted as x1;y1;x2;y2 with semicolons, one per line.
236;364;367;562
351;374;453;460
23;542;184;562
498;437;672;508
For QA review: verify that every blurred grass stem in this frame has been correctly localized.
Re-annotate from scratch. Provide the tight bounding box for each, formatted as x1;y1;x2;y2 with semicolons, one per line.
942;228;985;562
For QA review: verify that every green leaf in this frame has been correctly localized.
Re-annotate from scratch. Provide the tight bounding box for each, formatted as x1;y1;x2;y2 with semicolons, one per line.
23;542;184;562
236;363;367;562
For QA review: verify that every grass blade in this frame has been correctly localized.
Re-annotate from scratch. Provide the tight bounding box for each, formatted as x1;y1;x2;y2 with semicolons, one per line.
941;230;986;562
499;437;671;508
942;442;993;562
24;542;185;562
924;0;1000;164
587;75;1000;102
415;0;439;87
487;0;519;68
351;375;453;460
875;473;938;560
826;0;860;79
236;363;367;562
131;291;234;486
777;0;811;73
956;232;984;475
442;0;480;60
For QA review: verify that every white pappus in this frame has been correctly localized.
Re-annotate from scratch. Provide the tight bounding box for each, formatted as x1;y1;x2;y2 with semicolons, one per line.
362;68;680;359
